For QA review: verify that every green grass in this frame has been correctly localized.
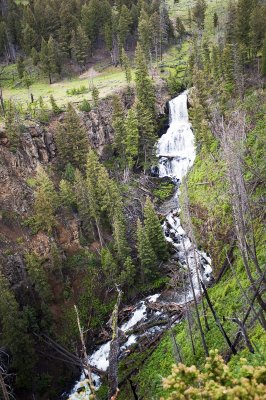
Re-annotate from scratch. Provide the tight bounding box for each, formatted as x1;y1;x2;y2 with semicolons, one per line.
2;65;127;108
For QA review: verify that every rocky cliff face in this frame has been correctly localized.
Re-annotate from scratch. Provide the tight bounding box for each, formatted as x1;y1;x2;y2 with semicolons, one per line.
0;84;169;288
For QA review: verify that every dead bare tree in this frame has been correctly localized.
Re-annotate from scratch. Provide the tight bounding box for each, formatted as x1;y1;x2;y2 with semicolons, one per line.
181;234;209;357
223;316;254;353
74;305;96;398
0;349;14;400
108;286;122;400
221;112;266;313
182;269;196;356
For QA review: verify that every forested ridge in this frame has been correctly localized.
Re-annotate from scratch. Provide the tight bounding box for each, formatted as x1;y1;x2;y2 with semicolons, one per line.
0;0;265;399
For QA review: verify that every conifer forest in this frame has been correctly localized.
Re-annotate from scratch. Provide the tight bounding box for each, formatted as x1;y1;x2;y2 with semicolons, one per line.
0;0;266;399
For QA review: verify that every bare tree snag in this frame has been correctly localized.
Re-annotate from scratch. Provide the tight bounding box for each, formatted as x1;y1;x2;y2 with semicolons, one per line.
223;316;254;353
74;305;96;398
200;280;237;354
108;286;122;400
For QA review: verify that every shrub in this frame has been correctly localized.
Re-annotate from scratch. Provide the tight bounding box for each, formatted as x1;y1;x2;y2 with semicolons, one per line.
66;85;88;96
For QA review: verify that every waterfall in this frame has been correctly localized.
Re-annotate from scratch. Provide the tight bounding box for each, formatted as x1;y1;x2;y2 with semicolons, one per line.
67;91;212;399
157;91;212;302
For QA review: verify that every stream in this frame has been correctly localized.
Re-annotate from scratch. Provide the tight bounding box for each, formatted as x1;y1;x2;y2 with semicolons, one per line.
68;91;212;399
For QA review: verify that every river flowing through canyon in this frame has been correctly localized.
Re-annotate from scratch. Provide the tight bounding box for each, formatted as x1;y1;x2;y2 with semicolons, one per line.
68;91;212;399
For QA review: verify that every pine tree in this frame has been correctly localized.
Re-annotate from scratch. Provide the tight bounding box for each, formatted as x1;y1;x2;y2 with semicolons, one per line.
176;16;186;39
0;273;35;389
98;167;121;221
236;0;255;51
112;208;130;263
22;23;36;56
71;25;91;67
138;9;152;60
135;43;156;116
50;95;61;115
101;247;119;286
119;256;135;286
91;85;100;107
25;252;53;306
74;169;91;235
213;12;219;29
121;48;132;87
225;0;237;44
250;4;266;56
222;44;235;93
16;56;25;79
144;197;168;261
31;167;59;234
125;108;139;169
192;0;207;30
81;0;112;48
40;37;61;84
55;103;89;170
31;47;39;66
60;179;76;207
136;100;157;170
136;219;157;281
118;5;132;52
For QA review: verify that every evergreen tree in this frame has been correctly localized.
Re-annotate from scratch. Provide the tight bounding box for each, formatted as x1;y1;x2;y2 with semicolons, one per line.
225;0;237;44
22;23;36;56
31;167;59;234
118;5;132;52
60;179;76;207
0;273;35;389
192;0;207;30
31;47;39;66
222;44;235;93
176;16;186;39
134;44;156;169
121;48;132;87
213;12;219;29
40;36;61;84
135;43;156;116
74;169;91;235
250;4;266;56
91;85;100;107
138;8;152;59
136;99;157;170
136;219;157;281
55;103;89;170
81;0;112;48
71;25;91;67
119;256;135;286
125;108;139;169
98;167;121;221
236;0;255;51
112;208;130;263
144;197;168;261
50;95;61;115
16;56;25;79
25;252;53;307
101;247;119;286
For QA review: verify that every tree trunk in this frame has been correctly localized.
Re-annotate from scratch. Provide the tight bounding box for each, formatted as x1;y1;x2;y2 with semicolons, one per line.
108;287;122;400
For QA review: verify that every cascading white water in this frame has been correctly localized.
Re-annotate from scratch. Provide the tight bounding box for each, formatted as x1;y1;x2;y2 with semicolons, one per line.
67;91;212;399
158;91;212;301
